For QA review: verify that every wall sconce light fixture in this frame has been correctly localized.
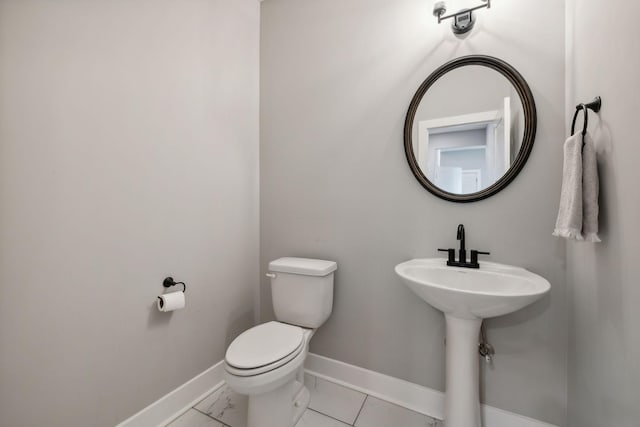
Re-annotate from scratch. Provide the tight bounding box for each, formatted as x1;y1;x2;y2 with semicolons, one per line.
433;0;491;35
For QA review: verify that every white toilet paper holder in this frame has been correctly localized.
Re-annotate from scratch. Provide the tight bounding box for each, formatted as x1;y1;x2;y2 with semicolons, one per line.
162;276;186;293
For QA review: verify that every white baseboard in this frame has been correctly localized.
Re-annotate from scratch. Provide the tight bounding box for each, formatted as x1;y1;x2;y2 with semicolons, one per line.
305;353;557;427
116;354;556;427
306;352;445;420
115;361;226;427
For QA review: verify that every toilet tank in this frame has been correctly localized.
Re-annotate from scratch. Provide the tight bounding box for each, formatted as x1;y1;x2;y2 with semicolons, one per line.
268;257;337;329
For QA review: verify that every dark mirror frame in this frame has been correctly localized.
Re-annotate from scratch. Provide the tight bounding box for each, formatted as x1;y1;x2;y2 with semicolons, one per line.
404;55;537;203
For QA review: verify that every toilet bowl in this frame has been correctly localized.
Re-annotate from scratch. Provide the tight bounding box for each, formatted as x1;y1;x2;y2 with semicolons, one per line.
224;322;314;427
223;257;336;427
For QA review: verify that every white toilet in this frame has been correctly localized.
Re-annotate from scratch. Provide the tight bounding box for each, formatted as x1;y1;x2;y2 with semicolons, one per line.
224;257;337;427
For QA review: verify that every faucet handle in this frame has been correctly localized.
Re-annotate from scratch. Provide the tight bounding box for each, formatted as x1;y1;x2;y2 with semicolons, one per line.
470;250;490;267
438;248;456;264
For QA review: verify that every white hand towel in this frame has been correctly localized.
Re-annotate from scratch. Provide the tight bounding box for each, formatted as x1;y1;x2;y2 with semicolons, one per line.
553;132;584;240
553;131;601;242
581;132;601;242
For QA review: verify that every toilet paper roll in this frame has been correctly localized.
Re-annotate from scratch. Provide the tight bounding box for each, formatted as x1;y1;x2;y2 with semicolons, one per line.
157;291;185;312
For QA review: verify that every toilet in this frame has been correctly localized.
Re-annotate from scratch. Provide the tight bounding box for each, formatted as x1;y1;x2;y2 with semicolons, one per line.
224;257;337;427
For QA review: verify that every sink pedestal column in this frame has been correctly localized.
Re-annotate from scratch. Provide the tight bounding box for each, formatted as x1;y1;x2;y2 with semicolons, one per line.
444;314;482;427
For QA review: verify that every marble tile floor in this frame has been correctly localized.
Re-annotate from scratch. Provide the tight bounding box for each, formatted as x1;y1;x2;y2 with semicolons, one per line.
168;373;442;427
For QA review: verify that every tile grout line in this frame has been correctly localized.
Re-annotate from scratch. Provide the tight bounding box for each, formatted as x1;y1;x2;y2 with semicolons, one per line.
306;407;353;426
191;406;232;427
188;377;433;427
306;374;368;426
351;394;369;426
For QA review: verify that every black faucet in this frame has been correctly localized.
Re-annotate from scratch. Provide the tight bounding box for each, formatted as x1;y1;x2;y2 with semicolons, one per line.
457;224;466;264
438;224;490;269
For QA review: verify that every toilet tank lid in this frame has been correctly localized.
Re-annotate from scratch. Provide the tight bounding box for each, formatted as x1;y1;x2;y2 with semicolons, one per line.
269;257;337;276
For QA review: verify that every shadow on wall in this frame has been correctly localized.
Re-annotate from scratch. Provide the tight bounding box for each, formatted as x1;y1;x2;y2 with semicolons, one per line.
591;114;626;371
487;291;551;330
566;109;632;425
147;300;174;329
225;309;255;349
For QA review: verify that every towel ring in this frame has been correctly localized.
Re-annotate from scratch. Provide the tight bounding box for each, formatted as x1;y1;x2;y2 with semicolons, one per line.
571;96;602;137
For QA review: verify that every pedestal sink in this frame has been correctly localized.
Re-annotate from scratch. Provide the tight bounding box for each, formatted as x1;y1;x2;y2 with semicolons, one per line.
394;258;550;427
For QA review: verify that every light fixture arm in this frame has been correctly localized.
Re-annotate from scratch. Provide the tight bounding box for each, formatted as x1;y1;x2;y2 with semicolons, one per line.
433;0;491;34
436;0;490;24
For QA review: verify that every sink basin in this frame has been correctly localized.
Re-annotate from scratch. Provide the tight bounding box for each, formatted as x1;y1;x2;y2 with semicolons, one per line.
395;258;550;320
394;258;550;427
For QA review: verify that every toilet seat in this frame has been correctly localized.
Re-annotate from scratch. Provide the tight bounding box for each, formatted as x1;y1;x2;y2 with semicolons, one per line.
225;321;305;377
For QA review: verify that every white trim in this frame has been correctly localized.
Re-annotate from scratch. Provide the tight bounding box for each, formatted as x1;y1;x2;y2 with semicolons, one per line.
438;144;486;153
416;112;499;177
305;353;557;427
422;110;501;133
117;354;557;427
115;361;226;427
502;96;511;168
305;353;444;419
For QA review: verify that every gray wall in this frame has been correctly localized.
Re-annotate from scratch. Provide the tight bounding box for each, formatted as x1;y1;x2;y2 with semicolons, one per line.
0;1;259;426
261;0;567;424
566;1;640;426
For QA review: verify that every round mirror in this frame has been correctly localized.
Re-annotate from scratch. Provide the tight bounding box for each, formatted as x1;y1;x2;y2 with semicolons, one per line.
404;55;536;203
